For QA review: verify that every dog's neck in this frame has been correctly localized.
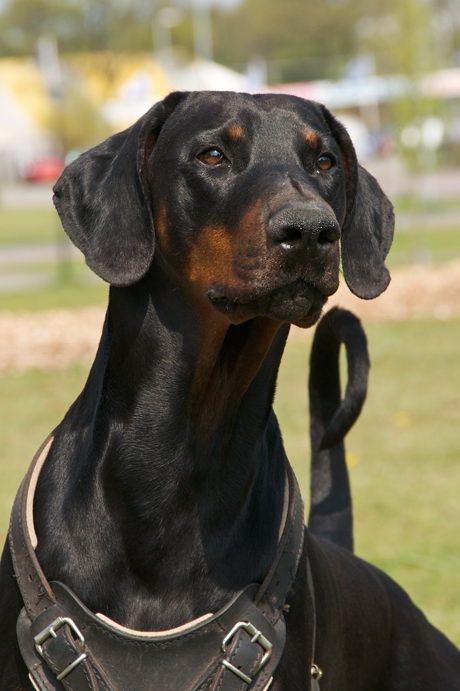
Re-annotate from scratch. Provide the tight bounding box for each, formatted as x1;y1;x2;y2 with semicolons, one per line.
35;271;290;629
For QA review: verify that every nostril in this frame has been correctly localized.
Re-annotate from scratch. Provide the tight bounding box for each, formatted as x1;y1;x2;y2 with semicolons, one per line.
268;206;340;252
279;225;303;248
318;225;340;246
268;221;304;248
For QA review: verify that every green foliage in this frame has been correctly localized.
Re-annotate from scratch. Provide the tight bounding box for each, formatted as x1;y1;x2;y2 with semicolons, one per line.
355;0;435;76
213;0;362;81
0;0;154;55
0;0;82;56
0;0;458;94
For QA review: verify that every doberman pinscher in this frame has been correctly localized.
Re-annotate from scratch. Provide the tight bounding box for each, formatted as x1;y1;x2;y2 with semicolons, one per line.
1;91;458;689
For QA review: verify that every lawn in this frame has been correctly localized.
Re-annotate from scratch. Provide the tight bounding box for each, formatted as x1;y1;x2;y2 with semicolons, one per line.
0;207;59;245
0;274;107;311
389;224;460;266
0;318;459;643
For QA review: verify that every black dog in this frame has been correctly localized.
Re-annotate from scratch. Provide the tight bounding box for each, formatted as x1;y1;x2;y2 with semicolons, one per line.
1;91;458;689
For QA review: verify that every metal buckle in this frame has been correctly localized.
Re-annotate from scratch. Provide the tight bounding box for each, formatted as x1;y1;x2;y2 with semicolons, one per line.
221;621;273;684
34;616;87;681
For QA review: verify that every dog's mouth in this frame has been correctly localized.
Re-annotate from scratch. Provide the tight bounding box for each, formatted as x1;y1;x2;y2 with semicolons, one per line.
207;279;328;327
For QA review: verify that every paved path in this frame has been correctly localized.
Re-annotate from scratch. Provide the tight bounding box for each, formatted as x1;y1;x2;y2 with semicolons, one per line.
0;241;78;265
0;242;82;293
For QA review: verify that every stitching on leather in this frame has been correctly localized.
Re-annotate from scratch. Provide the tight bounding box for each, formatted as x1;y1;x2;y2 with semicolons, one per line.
293;504;304;578
11;488;53;617
61;631;93;690
7;511;31;612
34;664;54;691
85;617;222;648
92;665;111;691
216;632;244;691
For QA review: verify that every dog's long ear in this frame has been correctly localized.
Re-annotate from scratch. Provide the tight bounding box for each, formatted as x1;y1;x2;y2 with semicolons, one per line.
53;91;187;286
321;106;394;299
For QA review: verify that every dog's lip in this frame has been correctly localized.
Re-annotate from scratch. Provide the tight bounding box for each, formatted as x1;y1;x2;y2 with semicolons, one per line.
207;279;325;311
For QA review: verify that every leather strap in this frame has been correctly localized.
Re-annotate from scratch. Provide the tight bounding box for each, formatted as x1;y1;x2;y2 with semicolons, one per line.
9;435;56;620
9;437;312;690
9;436;111;691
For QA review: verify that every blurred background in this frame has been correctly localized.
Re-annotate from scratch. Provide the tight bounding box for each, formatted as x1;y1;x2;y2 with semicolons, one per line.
0;0;459;643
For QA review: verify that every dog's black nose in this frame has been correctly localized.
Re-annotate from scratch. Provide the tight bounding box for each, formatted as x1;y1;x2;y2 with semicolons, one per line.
268;204;340;254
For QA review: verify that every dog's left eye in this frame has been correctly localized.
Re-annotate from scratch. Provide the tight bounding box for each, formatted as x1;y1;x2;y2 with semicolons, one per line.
197;148;227;166
316;154;336;172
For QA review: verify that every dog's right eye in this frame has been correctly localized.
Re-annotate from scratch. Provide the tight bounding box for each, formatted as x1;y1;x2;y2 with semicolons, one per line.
197;148;227;166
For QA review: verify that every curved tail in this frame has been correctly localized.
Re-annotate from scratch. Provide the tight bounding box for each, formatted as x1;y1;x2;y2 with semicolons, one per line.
307;307;369;552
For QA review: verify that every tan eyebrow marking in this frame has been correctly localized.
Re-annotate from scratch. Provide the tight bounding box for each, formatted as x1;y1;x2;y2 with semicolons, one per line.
225;123;244;141
303;128;320;149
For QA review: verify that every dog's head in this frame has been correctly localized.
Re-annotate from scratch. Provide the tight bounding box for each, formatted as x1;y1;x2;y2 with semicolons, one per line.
54;91;393;327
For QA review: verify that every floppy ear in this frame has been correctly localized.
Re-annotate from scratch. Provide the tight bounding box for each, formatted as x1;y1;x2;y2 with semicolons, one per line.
321;106;394;299
53;91;187;286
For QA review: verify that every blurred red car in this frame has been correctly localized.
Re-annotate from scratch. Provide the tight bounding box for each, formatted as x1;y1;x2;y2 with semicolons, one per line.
23;157;64;183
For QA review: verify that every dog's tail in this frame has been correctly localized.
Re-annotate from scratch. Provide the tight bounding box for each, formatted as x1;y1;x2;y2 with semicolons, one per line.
307;307;369;552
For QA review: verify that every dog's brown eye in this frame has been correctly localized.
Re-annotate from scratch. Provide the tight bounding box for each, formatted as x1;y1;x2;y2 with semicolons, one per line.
197;148;226;166
317;154;335;172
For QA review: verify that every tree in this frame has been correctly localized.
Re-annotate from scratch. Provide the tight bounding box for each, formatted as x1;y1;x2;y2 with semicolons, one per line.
0;0;155;56
0;0;84;55
213;0;363;82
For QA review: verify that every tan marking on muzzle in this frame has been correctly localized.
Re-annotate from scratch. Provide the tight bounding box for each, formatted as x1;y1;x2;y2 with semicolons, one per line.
237;199;264;236
186;200;266;294
187;225;234;290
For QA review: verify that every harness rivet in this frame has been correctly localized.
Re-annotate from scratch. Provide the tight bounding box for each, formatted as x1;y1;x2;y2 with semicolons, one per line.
311;663;323;679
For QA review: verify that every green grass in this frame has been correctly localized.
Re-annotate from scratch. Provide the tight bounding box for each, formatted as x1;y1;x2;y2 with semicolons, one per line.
390;224;460;266
0;365;89;507
0;319;459;643
0;207;60;245
394;194;460;214
0;276;107;311
277;319;460;644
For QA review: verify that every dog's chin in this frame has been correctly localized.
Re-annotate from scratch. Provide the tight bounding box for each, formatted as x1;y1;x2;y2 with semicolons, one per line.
207;279;328;327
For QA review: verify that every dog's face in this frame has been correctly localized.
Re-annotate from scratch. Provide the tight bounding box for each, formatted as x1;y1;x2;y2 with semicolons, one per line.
53;91;394;327
149;92;344;327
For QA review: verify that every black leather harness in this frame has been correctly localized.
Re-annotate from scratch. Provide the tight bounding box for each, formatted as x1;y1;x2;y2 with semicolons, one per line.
9;436;322;690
